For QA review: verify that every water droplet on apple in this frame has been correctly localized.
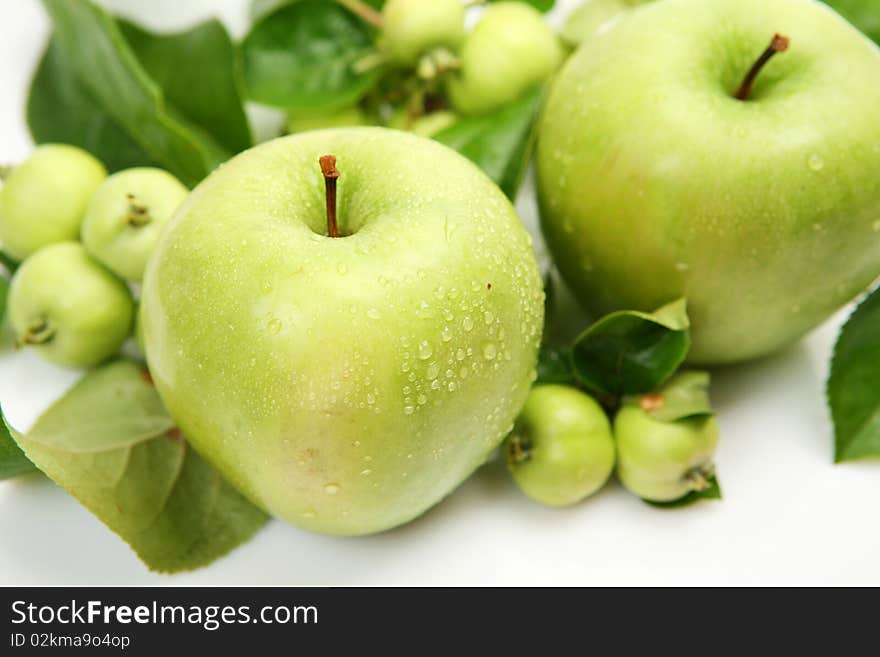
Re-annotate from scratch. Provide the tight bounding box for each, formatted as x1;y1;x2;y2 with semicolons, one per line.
418;341;433;359
361;469;372;476
431;379;441;390
807;154;825;171
404;405;414;415
484;311;494;325
427;362;440;379
459;366;469;379
324;483;341;495
367;308;381;320
483;343;497;360
268;318;282;334
463;316;474;331
455;349;465;361
441;326;452;342
447;381;457;392
417;394;427;405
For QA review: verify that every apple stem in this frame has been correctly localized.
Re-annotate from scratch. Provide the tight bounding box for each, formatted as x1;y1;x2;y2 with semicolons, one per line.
125;193;151;227
22;318;56;346
734;33;790;101
320;155;341;238
506;432;532;464
337;0;383;28
640;392;665;413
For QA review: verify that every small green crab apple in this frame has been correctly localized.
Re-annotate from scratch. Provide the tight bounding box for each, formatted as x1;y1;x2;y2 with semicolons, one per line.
614;395;719;503
8;242;134;368
380;0;466;67
505;384;615;506
81;167;188;282
0;144;106;261
447;2;564;116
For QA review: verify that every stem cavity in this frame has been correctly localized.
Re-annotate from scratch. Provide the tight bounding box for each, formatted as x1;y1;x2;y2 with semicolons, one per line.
125;193;151;227
319;155;341;238
734;33;790;101
22;318;56;346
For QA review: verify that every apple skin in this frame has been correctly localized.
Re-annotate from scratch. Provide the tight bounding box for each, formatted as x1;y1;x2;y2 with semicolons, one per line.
141;127;544;535
505;385;615;507
614;405;719;503
0;144;106;261
823;0;880;44
448;2;564;116
380;0;465;67
8;242;133;368
537;0;880;365
81;167;188;282
561;0;650;48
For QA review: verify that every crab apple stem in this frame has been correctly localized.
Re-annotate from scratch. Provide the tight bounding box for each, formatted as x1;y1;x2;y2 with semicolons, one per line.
735;33;790;101
320;155;341;238
22;318;56;346
125;193;151;227
337;0;383;28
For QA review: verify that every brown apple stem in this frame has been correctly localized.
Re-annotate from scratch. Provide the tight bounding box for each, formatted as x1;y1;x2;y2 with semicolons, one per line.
125;193;151;227
734;33;790;101
320;155;341;238
337;0;383;28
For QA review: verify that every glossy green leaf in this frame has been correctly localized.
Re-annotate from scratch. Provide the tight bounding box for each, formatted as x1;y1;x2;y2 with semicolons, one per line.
535;344;575;385
433;88;543;199
28;37;159;173
30;0;234;186
828;288;880;462
645;474;721;509
13;361;269;572
571;298;690;396
241;0;379;110
0;407;37;481
119;19;252;155
624;371;713;423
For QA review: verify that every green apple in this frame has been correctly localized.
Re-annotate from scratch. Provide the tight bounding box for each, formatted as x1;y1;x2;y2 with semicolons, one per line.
287;106;370;134
614;401;719;503
448;2;564;116
0;144;106;261
561;0;651;48
537;0;880;365
81;168;188;282
141;127;544;535
8;242;133;368
380;0;465;67
505;384;614;507
822;0;880;43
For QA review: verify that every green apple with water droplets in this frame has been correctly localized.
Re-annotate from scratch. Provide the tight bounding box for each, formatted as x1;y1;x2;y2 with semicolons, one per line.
141;127;544;535
537;0;880;365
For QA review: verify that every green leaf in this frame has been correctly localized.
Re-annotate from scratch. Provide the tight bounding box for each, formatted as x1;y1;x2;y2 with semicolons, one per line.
30;0;235;186
12;360;268;572
119;19;252;156
571;298;690;396
489;0;556;12
828;288;880;462
645;474;721;509
624;371;713;423
28;37;160;173
0;277;7;323
536;344;575;385
433;88;543;199
0;252;18;274
0;407;37;481
240;0;379;110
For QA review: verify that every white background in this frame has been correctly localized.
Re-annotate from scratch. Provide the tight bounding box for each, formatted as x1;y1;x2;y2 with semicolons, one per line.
1;0;878;586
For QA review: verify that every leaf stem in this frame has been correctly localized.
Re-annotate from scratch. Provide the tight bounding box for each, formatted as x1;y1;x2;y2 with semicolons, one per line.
337;0;383;28
319;155;341;238
734;33;790;101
